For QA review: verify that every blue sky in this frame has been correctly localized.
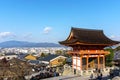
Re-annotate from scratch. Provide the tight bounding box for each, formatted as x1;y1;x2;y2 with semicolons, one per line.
0;0;120;43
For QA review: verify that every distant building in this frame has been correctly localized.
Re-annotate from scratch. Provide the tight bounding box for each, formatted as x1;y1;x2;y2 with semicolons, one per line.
25;54;37;60
0;53;17;60
17;53;28;60
40;54;66;67
28;60;40;65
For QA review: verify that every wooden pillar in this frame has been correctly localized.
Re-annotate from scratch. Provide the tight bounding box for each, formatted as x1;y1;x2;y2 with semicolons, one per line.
80;56;82;70
103;56;105;68
86;55;89;70
97;55;100;69
72;55;73;69
76;54;77;70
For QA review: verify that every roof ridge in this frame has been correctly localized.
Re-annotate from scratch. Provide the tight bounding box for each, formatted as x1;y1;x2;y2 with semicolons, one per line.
71;27;103;31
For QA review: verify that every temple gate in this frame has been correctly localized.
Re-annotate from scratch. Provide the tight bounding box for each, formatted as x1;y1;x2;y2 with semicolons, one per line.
59;27;119;70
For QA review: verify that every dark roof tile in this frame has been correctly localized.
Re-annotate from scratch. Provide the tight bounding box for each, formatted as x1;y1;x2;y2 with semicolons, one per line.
59;27;119;46
40;54;60;62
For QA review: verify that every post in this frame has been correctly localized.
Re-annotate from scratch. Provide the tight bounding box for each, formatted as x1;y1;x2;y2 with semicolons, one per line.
103;56;105;68
80;56;82;70
76;55;77;70
86;56;88;70
98;55;100;69
72;55;74;69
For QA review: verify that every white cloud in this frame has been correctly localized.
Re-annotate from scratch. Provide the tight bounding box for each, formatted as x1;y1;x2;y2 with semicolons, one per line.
109;35;120;41
43;27;52;34
0;32;15;38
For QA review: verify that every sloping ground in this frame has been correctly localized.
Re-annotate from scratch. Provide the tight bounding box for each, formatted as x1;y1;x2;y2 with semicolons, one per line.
0;58;33;80
62;68;73;76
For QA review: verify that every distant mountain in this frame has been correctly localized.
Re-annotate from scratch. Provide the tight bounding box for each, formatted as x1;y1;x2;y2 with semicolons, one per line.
0;40;63;48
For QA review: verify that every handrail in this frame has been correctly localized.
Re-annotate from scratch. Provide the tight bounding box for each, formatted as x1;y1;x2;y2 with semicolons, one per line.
67;50;109;54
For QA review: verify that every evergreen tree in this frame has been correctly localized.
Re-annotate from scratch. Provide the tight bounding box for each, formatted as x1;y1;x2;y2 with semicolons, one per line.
105;48;114;67
55;50;62;55
40;53;46;57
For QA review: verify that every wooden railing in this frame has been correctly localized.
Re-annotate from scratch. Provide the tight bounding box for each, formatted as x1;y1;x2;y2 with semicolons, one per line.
82;63;104;70
68;50;109;55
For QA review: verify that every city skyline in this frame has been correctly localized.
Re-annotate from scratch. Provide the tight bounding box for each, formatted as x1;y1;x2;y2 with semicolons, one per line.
0;0;120;43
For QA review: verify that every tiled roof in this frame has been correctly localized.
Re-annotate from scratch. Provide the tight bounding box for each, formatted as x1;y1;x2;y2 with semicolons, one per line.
40;54;59;62
28;60;39;64
59;27;119;46
4;53;16;55
39;54;66;62
17;53;28;60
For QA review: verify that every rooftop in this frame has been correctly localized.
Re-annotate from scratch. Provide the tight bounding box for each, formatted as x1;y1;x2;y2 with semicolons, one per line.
40;54;59;62
59;27;119;46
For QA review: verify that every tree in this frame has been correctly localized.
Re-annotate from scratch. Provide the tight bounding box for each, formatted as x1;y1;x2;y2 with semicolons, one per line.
105;48;114;67
40;53;46;57
55;50;63;55
48;53;51;55
115;46;120;51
